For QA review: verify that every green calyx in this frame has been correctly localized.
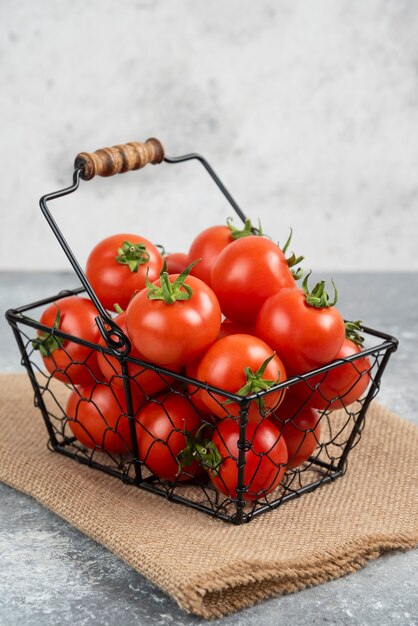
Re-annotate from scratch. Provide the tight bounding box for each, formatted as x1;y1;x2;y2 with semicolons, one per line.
225;353;281;415
115;240;150;273
176;425;222;477
280;228;304;280
345;320;365;345
32;307;64;357
227;217;263;239
146;259;200;304
302;271;338;308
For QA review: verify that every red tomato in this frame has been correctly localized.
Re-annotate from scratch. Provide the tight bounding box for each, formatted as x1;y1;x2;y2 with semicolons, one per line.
97;310;179;395
164;252;189;274
256;288;345;375
86;233;164;310
185;361;214;416
126;274;221;366
35;296;102;386
288;339;372;411
270;394;321;468
135;394;203;481
209;419;288;501
66;383;134;454
211;237;296;326
188;225;235;286
217;320;255;339
196;334;287;422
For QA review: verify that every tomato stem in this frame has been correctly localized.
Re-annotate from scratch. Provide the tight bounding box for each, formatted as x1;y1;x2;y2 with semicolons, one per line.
146;259;200;304
279;228;304;279
115;240;150;273
345;320;365;345
224;353;282;415
113;303;124;315
32;306;64;357
176;424;222;477
302;271;338;308
227;217;263;239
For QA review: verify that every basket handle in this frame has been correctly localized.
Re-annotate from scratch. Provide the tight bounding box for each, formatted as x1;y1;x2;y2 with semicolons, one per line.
74;138;165;180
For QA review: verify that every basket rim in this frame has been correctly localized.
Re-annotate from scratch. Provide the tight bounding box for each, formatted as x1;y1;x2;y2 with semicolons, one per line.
5;286;399;404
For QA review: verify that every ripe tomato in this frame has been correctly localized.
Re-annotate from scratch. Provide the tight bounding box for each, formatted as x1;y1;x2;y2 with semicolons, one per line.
34;296;102;386
97;309;179;395
256;283;345;376
66;383;134;454
217;319;255;339
270;394;321;468
211;236;296;326
126;272;221;366
188;225;234;286
85;233;164;310
196;334;287;422
185;361;214;416
164;252;188;274
188;218;258;286
208;419;288;501
135;394;203;481
289;339;372;411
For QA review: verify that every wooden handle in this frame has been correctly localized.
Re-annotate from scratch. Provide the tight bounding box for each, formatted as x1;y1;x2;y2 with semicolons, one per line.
74;138;165;180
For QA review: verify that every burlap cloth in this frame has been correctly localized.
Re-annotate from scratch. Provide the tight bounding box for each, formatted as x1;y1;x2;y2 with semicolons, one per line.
1;374;417;619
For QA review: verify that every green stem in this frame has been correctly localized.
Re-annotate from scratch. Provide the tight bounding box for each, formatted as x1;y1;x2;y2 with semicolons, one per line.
32;307;64;357
115;240;150;273
302;271;338;308
227;217;263;239
146;259;200;304
176;425;222;477
279;227;304;279
345;320;364;345
224;353;281;415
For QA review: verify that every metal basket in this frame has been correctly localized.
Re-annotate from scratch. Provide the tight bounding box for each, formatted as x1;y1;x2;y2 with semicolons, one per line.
5;139;398;524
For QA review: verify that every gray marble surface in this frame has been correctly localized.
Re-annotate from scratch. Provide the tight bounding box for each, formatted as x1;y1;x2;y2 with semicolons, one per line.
1;271;417;625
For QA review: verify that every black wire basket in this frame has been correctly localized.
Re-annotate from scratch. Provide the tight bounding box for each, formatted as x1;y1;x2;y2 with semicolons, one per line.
6;139;398;524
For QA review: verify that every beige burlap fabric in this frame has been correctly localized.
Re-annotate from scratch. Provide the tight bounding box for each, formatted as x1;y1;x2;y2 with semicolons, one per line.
1;374;417;618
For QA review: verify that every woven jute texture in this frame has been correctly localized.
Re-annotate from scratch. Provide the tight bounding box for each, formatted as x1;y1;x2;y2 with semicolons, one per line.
1;374;417;619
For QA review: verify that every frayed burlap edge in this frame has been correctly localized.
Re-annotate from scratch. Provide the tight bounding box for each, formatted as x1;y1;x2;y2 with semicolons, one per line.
175;535;418;618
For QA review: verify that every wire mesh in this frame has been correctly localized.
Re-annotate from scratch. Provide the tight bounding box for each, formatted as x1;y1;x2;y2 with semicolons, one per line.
6;289;397;524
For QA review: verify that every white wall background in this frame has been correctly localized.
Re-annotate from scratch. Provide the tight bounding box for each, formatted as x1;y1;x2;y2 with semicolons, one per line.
1;0;417;272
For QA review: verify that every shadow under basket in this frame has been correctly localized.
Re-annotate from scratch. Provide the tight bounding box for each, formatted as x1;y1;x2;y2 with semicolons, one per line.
5;138;398;524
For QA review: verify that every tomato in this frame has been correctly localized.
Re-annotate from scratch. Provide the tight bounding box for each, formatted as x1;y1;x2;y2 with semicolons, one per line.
188;225;235;286
256;284;345;376
164;252;189;274
97;310;179;395
314;339;372;410
126;272;221;366
66;383;134;454
34;296;102;386
135;394;203;481
288;339;372;411
217;319;255;339
85;233;164;310
185;361;214;416
188;218;258;286
208;419;288;501
270;393;321;468
196;334;287;422
211;236;296;326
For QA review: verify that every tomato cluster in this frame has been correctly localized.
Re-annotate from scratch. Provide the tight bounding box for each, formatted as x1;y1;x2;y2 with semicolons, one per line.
33;222;372;502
